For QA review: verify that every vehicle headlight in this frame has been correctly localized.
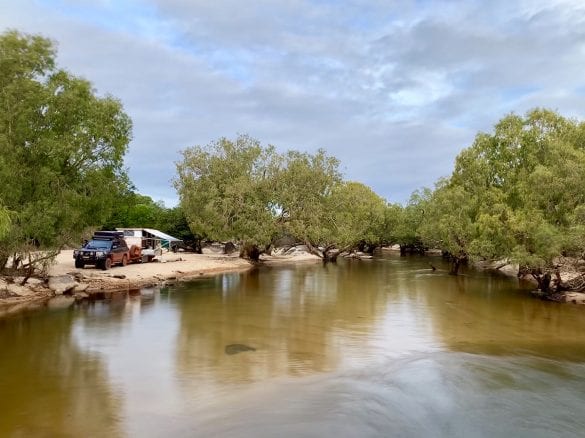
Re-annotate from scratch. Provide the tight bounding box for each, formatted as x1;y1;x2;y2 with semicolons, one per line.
73;250;79;257
96;251;105;257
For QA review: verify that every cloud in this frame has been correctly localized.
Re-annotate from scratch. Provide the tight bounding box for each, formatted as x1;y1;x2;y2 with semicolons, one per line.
1;0;584;205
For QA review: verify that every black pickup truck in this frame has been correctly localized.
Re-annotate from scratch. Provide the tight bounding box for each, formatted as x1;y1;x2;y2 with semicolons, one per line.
73;231;131;270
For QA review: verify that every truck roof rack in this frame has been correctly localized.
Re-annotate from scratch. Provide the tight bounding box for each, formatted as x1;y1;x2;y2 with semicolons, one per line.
93;231;124;240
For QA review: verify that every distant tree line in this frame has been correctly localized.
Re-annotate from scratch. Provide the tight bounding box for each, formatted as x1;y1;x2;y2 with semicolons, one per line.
101;192;199;251
392;109;585;293
174;109;585;294
174;135;388;261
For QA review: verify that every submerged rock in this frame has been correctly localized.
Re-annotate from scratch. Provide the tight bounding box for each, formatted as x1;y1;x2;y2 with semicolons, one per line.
225;344;256;355
47;296;75;309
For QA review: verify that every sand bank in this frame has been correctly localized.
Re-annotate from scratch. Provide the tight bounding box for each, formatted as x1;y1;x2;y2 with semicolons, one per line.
0;249;321;313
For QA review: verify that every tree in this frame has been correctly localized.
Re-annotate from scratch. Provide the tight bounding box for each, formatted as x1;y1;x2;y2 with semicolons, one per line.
271;149;342;260
175;135;393;262
326;181;387;255
175;135;278;261
156;206;202;253
0;30;132;278
102;191;203;252
102;192;166;230
418;181;476;274
433;109;585;285
387;189;432;254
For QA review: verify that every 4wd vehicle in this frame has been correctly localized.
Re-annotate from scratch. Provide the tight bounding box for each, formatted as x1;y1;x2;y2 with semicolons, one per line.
73;231;131;270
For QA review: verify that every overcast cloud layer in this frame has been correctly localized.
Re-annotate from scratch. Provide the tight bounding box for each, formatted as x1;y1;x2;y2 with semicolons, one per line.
2;0;585;205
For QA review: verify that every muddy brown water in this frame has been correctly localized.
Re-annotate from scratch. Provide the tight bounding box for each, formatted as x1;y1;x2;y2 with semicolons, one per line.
1;254;585;437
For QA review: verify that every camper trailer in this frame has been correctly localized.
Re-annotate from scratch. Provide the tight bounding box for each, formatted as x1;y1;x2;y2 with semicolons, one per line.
116;228;182;261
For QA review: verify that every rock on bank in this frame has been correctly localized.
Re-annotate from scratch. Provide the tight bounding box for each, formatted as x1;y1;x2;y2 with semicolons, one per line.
0;250;253;307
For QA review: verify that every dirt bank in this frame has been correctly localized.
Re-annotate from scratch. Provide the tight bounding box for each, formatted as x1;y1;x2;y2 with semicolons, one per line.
476;259;585;304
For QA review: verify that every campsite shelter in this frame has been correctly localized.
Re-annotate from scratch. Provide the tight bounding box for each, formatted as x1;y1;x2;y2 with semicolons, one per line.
116;228;182;252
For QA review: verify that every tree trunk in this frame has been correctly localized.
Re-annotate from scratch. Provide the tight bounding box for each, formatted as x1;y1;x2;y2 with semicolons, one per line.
0;254;8;273
323;247;339;263
224;241;237;254
400;243;426;256
449;258;461;275
305;241;324;259
304;241;341;263
364;244;377;255
264;244;272;256
447;252;468;275
357;240;376;255
240;243;261;262
532;271;552;294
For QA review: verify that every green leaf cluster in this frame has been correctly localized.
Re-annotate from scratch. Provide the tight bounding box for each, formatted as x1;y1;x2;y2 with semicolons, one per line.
0;30;132;272
327;181;388;250
413;108;585;275
102;192;196;243
0;205;10;239
175;135;278;246
174;135;388;254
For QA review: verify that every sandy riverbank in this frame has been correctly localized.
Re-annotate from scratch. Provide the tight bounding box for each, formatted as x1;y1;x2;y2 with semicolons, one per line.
0;249;322;313
2;248;584;315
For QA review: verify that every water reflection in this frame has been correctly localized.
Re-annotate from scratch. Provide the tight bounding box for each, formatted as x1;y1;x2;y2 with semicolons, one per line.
174;266;347;389
1;254;585;437
0;307;122;437
417;266;585;360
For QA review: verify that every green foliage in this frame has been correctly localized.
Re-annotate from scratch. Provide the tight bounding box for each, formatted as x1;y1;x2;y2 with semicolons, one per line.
418;108;585;277
419;182;474;260
0;30;131;273
327;181;387;249
175;135;392;256
103;193;166;230
103;192;197;243
155;206;195;243
273;149;342;245
386;189;431;249
507;209;562;269
0;206;10;239
175;135;278;246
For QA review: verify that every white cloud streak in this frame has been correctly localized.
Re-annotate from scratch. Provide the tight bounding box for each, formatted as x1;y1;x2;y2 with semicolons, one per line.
1;0;584;205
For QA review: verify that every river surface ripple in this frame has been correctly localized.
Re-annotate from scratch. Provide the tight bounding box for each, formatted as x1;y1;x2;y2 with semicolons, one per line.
1;254;584;437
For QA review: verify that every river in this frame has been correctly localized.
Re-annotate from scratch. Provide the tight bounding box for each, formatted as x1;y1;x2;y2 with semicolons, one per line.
1;254;584;437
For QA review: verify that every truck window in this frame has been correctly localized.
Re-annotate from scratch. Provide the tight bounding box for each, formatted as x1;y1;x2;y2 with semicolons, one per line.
85;240;112;250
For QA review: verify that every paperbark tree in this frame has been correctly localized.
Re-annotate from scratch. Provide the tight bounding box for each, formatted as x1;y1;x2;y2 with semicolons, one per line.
175;135;278;261
0;31;132;277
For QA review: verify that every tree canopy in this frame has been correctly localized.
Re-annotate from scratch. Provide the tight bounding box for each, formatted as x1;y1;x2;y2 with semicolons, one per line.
0;206;10;239
175;135;279;253
175;135;390;260
411;109;585;281
327;181;387;252
0;30;132;275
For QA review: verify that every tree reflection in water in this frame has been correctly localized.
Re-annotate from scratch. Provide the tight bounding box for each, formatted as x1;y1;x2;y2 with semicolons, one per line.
0;304;122;437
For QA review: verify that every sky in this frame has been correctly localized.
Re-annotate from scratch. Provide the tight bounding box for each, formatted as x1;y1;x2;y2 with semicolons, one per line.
2;0;585;206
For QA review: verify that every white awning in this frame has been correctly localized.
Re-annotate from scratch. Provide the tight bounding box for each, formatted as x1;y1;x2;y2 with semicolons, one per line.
143;228;182;242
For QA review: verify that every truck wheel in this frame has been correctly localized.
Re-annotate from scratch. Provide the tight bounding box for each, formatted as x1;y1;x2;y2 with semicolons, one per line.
102;258;112;270
121;255;128;267
75;259;85;269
